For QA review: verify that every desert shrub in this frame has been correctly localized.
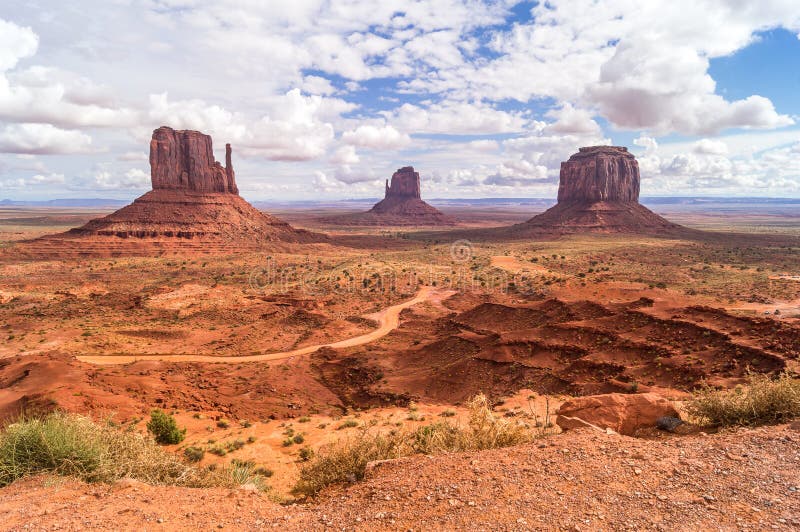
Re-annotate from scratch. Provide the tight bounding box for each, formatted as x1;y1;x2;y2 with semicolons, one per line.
146;409;185;445
0;413;257;488
293;394;534;498
183;446;205;463
336;419;359;430
298;447;315;461
686;372;800;427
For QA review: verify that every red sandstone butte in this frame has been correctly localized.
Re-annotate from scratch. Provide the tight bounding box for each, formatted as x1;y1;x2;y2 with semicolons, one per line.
15;127;324;257
149;126;238;194
324;166;455;226
558;146;639;203
516;146;680;234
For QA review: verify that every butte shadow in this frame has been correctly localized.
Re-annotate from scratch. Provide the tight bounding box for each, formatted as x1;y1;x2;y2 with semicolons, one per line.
9;127;327;258
319;166;456;227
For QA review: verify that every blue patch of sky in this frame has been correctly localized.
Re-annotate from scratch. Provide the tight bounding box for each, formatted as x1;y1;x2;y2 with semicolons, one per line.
709;28;800;117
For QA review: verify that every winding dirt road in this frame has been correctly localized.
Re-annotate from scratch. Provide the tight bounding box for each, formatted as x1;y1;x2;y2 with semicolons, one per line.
77;286;451;365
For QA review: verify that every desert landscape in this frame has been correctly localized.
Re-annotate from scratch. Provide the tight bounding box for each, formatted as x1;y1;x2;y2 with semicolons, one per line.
1;2;800;531
1;128;799;529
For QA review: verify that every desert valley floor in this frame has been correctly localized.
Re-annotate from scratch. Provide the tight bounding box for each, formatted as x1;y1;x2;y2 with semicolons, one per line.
0;201;799;530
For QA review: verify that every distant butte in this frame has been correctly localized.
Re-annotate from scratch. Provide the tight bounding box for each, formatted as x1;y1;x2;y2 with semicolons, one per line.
15;126;324;257
324;166;455;226
513;146;682;235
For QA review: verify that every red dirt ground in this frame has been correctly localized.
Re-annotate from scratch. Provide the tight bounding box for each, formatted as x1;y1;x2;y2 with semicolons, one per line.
1;424;797;530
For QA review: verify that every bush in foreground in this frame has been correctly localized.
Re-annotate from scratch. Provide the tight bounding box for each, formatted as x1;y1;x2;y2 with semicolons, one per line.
293;394;535;498
146;409;186;445
0;413;262;489
687;372;800;427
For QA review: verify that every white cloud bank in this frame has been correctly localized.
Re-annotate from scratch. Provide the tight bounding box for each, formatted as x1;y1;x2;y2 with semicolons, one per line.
0;2;799;198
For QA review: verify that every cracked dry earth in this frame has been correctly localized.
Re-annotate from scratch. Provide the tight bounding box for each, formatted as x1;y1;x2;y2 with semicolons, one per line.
2;425;798;531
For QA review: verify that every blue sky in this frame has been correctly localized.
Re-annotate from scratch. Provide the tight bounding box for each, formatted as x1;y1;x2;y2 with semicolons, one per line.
1;1;799;200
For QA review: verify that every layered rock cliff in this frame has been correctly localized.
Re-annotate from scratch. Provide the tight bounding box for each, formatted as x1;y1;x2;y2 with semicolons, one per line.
149;126;238;194
557;146;639;203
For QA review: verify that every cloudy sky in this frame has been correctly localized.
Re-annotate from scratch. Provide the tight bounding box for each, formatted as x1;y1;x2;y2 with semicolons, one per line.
1;0;799;201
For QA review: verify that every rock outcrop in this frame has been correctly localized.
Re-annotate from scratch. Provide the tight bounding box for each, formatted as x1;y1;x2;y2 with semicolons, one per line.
382;166;421;200
512;145;681;234
20;126;324;257
149;126;238;194
323;166;455;226
556;393;680;436
558;146;639;203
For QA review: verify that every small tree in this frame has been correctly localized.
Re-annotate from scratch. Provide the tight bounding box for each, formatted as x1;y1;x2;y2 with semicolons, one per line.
147;409;186;445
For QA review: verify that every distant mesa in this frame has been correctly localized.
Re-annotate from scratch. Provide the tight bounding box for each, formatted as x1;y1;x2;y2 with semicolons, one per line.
515;146;681;234
324;166;455;226
15;126;324;257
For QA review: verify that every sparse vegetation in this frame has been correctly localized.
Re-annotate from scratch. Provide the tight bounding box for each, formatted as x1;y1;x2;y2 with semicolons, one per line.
146;409;186;445
0;413;261;488
293;394;535;498
183;446;205;463
687;372;800;427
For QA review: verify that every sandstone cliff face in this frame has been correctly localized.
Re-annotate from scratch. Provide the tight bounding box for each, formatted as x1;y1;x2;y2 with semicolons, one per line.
150;126;238;194
557;146;639;203
511;145;682;235
384;166;422;199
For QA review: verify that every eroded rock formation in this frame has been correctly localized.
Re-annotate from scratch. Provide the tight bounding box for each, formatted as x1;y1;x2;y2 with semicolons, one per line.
383;166;421;199
515;145;681;234
323;166;455;226
150;126;238;194
558;146;639;203
23;126;324;256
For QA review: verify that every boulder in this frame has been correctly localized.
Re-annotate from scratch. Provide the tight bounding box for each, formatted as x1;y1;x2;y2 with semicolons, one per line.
556;393;680;436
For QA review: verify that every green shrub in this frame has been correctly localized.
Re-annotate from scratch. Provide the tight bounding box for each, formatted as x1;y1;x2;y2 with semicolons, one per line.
293;394;533;498
687;372;800;427
183;446;205;463
146;410;185;445
298;447;315;461
336;419;359;430
0;413;253;488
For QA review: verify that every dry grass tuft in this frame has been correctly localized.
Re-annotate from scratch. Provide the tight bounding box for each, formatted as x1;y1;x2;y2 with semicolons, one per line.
293;394;540;498
0;412;263;489
686;372;800;427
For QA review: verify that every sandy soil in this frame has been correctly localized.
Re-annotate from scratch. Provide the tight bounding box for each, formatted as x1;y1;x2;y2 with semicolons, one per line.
1;424;798;531
76;287;454;365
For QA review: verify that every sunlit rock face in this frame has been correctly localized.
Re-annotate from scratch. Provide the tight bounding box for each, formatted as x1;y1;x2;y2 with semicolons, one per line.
149;126;238;194
557;146;639;204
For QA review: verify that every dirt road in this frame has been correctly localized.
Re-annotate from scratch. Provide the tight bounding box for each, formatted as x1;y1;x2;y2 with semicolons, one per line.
77;286;452;365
